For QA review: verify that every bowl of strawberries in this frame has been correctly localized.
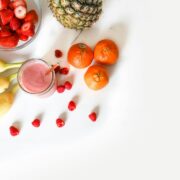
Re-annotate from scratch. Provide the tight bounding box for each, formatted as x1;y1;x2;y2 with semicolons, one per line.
0;0;41;51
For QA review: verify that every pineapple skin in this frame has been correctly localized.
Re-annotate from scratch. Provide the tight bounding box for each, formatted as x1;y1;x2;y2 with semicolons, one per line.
49;0;103;30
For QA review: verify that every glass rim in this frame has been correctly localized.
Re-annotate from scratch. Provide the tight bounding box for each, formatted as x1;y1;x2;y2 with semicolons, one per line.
17;58;56;95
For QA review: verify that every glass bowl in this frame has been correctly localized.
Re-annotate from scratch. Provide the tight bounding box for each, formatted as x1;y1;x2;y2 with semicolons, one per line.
0;0;42;51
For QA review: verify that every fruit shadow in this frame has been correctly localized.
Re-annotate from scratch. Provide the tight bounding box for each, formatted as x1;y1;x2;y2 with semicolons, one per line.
65;74;75;84
92;105;100;116
72;94;81;104
40;0;51;17
72;27;101;48
58;112;68;123
56;73;75;86
104;23;129;77
12;121;22;130
35;112;44;123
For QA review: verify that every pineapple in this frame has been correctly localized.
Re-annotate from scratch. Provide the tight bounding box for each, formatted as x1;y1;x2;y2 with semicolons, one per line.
49;0;103;30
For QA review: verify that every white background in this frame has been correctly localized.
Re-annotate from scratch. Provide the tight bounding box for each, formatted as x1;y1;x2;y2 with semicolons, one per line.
0;0;180;179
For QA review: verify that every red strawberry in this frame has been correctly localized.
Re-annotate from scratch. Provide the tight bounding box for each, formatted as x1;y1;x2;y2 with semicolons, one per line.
10;17;21;31
14;5;26;19
0;9;13;25
9;126;19;136
16;28;21;35
12;0;26;9
24;10;38;24
0;0;9;10
0;26;12;37
8;1;14;9
0;34;19;48
21;21;35;37
19;34;28;41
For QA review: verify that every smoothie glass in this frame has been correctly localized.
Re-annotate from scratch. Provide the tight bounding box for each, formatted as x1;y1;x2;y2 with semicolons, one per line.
17;59;56;97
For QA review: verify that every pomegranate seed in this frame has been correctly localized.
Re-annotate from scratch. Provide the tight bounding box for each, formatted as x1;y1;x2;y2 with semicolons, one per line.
9;126;19;136
32;119;41;127
55;49;63;58
89;112;97;122
57;85;65;93
60;67;69;75
64;81;72;90
68;101;76;111
56;118;65;128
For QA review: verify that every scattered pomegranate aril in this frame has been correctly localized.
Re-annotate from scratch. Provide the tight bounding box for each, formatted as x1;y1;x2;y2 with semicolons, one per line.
57;85;65;93
55;49;63;58
89;112;97;122
56;118;65;128
32;119;41;127
9;126;19;136
60;67;69;75
64;81;72;90
68;101;76;111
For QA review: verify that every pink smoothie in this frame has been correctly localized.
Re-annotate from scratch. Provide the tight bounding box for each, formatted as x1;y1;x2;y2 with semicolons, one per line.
20;61;53;93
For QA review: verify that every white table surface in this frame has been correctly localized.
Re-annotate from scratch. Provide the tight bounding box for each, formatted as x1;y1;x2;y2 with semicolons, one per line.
0;0;180;179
